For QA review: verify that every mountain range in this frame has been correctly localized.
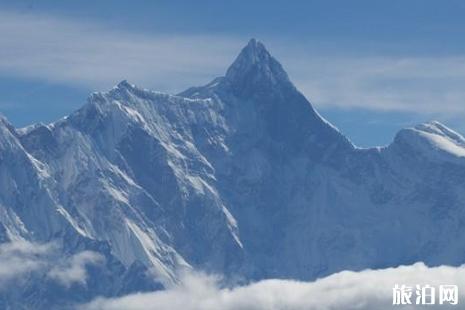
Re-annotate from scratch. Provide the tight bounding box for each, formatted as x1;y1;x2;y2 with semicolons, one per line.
1;39;465;309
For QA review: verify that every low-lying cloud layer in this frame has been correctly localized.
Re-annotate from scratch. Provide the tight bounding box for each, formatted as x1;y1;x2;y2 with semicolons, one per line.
83;263;464;310
2;241;463;309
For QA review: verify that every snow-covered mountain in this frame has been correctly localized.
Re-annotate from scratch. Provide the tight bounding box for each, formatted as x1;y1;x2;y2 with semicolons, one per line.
1;39;465;308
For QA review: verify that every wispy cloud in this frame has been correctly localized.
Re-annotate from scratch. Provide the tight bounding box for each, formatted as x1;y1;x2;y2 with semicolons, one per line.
0;240;53;286
48;250;105;287
2;10;465;115
83;263;465;310
283;54;465;115
0;11;242;92
0;240;104;289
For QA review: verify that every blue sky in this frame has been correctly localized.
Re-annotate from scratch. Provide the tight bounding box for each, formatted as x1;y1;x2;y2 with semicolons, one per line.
1;0;465;146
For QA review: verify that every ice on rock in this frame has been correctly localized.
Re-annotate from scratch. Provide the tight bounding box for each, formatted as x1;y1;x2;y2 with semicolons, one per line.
392;121;465;161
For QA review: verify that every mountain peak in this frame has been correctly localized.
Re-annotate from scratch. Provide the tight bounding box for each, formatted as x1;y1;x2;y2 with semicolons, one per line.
0;115;16;135
237;38;269;63
393;121;465;159
224;39;293;96
115;80;136;90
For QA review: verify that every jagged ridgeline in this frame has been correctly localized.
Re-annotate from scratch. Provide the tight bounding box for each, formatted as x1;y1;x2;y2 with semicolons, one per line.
1;39;465;308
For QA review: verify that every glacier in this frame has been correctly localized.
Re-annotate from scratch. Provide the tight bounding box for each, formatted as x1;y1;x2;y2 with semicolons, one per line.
1;38;465;308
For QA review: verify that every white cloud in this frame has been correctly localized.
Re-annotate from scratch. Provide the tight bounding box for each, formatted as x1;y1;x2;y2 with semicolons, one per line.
2;10;465;115
283;54;465;115
0;240;103;288
82;263;465;310
0;240;53;286
48;250;105;287
0;11;241;92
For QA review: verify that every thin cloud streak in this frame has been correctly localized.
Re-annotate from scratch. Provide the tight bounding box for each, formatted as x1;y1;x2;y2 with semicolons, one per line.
286;55;465;115
2;11;465;115
0;11;241;92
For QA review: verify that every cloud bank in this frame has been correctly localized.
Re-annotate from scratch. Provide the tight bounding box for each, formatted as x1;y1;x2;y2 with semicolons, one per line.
83;263;464;310
2;241;463;309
